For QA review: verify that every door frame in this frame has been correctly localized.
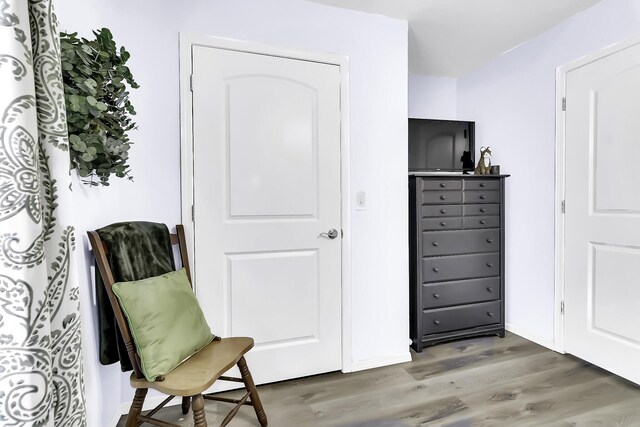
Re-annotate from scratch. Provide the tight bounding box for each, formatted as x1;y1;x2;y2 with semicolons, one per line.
554;34;640;354
178;33;353;372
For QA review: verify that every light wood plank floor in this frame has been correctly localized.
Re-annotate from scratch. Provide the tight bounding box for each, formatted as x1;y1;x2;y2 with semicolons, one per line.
117;332;640;426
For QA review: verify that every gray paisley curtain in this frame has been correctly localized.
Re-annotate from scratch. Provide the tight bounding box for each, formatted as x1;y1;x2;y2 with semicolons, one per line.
0;0;86;426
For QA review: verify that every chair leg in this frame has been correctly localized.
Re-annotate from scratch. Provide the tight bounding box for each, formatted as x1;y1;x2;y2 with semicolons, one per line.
238;357;268;426
192;393;207;427
181;396;191;415
126;388;147;427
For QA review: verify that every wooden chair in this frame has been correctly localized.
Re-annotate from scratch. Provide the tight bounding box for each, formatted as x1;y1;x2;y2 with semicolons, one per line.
88;225;268;427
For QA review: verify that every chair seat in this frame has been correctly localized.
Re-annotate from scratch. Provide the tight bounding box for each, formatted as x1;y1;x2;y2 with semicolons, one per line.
130;337;254;396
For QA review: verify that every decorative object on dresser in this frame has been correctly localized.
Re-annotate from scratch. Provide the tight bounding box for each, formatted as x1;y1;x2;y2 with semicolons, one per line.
409;174;509;352
474;146;492;175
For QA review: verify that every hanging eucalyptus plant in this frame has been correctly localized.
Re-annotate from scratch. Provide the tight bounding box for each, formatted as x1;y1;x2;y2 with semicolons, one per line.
60;28;139;186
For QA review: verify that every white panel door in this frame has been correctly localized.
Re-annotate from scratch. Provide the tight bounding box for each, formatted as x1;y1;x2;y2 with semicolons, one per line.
564;40;640;384
190;46;342;384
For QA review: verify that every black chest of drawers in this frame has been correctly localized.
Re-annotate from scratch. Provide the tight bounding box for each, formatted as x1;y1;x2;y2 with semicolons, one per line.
409;174;508;352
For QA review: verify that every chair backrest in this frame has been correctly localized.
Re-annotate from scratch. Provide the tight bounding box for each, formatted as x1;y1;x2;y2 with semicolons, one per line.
87;224;191;379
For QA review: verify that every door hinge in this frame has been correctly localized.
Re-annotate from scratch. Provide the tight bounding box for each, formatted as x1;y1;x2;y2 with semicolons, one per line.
562;97;566;111
191;205;195;221
561;301;565;315
190;75;194;92
561;200;566;214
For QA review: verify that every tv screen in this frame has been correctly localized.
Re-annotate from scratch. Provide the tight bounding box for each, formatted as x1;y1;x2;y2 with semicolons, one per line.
408;119;475;172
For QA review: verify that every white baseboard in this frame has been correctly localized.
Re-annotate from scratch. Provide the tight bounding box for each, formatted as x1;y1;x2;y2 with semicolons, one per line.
506;323;558;352
349;352;412;372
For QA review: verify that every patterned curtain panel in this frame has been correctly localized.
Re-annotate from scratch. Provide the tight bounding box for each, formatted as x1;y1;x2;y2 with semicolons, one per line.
0;0;86;426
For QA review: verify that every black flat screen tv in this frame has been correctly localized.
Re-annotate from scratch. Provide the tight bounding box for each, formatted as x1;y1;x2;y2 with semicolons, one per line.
408;118;475;172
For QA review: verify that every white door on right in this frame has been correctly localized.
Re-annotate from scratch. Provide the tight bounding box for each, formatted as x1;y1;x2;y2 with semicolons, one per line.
564;40;640;384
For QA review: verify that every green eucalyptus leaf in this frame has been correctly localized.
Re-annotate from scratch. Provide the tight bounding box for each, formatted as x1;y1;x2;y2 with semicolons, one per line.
81;152;95;162
72;140;87;152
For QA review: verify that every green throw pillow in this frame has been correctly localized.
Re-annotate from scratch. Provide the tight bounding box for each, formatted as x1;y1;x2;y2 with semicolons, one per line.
112;268;214;381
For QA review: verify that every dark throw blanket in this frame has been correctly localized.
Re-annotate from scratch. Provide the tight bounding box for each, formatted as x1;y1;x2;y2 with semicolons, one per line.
95;221;175;371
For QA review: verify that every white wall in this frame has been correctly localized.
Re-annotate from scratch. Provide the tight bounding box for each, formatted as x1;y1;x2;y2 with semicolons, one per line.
456;0;640;346
55;0;409;425
408;74;457;119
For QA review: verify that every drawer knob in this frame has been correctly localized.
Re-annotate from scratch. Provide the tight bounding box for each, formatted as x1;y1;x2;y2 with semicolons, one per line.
480;220;486;225
440;222;446;227
480;208;486;213
487;312;494;317
480;195;486;200
486;238;493;244
433;267;439;273
480;183;485;188
487;286;493;293
440;183;446;188
433;319;440;325
432;242;439;247
433;293;440;299
440;195;446;200
440;209;447;214
486;263;494;268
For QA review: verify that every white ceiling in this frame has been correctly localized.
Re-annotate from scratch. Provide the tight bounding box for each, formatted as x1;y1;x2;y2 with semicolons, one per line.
307;0;602;77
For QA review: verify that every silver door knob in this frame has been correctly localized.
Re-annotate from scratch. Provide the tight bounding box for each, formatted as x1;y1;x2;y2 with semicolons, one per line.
319;229;339;239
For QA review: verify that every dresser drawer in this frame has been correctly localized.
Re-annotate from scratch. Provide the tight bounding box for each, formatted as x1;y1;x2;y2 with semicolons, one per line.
463;191;500;204
421;204;462;218
421;217;463;231
463;179;500;191
422;301;501;335
463;204;500;216
422;277;500;309
420;179;462;191
422;229;500;256
422;253;500;282
462;216;500;229
422;191;462;205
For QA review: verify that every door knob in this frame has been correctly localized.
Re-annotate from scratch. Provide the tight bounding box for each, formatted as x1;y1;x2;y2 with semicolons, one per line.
319;229;339;239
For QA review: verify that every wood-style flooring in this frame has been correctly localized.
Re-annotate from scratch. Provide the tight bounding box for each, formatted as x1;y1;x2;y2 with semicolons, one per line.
116;332;640;426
